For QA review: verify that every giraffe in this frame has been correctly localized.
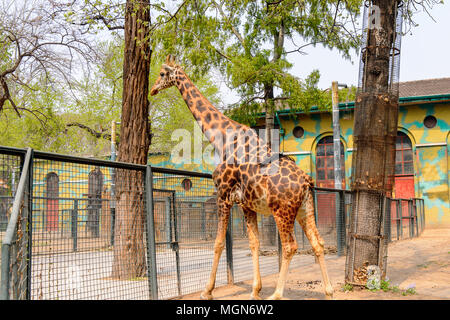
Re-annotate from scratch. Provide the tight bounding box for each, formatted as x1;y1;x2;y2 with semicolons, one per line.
150;55;334;300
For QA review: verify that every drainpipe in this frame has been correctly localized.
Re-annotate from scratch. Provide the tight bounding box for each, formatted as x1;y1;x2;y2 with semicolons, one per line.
275;112;285;154
332;82;347;190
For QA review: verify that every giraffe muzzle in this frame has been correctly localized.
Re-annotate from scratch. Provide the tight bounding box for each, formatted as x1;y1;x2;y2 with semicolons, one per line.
150;87;159;96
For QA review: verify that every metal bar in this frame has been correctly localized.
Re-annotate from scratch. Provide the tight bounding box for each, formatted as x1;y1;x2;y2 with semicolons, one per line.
145;166;158;300
0;146;27;157
337;190;345;256
0;243;11;299
314;186;348;193
408;200;415;238
225;208;234;285
165;197;171;249
331;81;343;191
398;200;403;239
110;208;115;246
0;147;33;300
171;191;182;297
386;198;392;243
72;200;78;252
415;142;447;148
201;203;206;240
25;149;33;300
151;166;212;179
33;150;146;171
414;200;419;237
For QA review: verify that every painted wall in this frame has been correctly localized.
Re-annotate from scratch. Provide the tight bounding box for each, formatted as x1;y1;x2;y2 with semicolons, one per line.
148;99;450;227
279;102;449;227
32;161;113;233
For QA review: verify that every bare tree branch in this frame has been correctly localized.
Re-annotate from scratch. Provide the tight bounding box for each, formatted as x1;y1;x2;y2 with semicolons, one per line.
66;122;112;140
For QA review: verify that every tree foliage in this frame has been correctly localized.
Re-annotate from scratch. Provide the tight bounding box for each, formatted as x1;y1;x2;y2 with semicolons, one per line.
153;0;363;125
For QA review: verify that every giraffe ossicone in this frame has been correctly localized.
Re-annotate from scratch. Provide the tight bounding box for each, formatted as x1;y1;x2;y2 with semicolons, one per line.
150;55;334;300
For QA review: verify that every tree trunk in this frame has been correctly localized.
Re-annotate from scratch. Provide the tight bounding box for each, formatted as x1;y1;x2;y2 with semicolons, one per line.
112;0;151;279
345;0;400;284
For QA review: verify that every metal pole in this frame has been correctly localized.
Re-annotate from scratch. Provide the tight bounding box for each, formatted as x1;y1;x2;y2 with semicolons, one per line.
72;200;78;252
337;190;345;256
171;192;181;297
145;166;158;300
110;121;116;246
0;244;11;300
331;81;343;190
225;209;234;285
25;148;34;300
165;197;171;249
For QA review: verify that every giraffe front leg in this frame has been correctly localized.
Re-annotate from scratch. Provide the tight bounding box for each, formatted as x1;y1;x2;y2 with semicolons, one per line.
267;211;297;300
243;208;262;300
200;199;231;300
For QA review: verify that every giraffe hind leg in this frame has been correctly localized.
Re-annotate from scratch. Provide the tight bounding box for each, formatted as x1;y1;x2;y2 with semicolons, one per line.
243;208;262;299
267;209;298;300
296;190;334;299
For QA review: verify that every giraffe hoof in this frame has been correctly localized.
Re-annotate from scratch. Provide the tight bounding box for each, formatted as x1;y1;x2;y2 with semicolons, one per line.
200;292;213;300
250;293;262;300
325;285;334;299
266;294;282;300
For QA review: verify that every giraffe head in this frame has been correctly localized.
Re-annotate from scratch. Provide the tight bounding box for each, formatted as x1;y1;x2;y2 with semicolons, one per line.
150;54;180;96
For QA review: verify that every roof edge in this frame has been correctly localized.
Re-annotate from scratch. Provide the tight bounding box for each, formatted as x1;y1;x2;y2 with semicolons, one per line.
269;93;450;117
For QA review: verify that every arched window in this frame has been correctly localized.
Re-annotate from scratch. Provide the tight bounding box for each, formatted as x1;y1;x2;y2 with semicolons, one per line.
181;178;192;191
88;168;103;238
315;136;345;188
46;172;59;231
393;132;415;223
395;132;413;175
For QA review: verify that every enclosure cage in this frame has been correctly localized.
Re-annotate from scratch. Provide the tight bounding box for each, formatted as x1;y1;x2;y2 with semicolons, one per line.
357;0;404;97
0;146;425;300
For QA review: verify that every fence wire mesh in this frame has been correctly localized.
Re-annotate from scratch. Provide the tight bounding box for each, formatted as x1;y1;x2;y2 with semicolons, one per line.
0;149;30;300
0;146;426;300
0;152;22;236
30;157;150;300
151;169;227;299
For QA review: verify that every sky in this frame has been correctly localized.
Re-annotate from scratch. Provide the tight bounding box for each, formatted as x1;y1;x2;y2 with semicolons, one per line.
218;1;450;106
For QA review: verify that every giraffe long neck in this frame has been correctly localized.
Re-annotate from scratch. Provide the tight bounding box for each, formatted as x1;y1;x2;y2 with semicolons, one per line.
174;68;272;164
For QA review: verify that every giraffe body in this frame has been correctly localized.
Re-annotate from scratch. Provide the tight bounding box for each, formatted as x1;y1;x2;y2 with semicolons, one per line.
150;55;333;300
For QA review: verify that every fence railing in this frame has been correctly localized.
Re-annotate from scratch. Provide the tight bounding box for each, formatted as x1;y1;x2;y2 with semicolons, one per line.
0;146;426;300
1;148;32;300
386;197;425;242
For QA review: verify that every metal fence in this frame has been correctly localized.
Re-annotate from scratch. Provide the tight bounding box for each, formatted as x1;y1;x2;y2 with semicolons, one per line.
0;146;425;300
386;197;425;242
1;148;32;300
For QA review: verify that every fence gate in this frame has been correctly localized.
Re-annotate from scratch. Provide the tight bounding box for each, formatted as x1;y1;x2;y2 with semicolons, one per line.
152;189;181;299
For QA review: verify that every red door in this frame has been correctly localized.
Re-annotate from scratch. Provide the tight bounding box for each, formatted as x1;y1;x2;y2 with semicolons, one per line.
46;172;59;231
393;132;415;223
315;136;345;226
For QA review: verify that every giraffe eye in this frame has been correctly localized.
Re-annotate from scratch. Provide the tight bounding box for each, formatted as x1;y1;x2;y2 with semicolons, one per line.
160;72;165;77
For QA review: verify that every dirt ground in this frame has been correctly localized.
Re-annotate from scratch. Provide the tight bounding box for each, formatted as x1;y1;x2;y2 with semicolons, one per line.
180;228;450;300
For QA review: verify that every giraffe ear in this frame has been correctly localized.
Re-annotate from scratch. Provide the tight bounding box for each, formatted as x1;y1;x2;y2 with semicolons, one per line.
165;55;172;65
166;54;177;67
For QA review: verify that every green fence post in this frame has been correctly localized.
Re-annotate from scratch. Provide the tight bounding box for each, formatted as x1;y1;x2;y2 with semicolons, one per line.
72;200;78;252
110;207;115;246
336;190;345;256
225;208;234;285
145;166;158;300
0;244;11;300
